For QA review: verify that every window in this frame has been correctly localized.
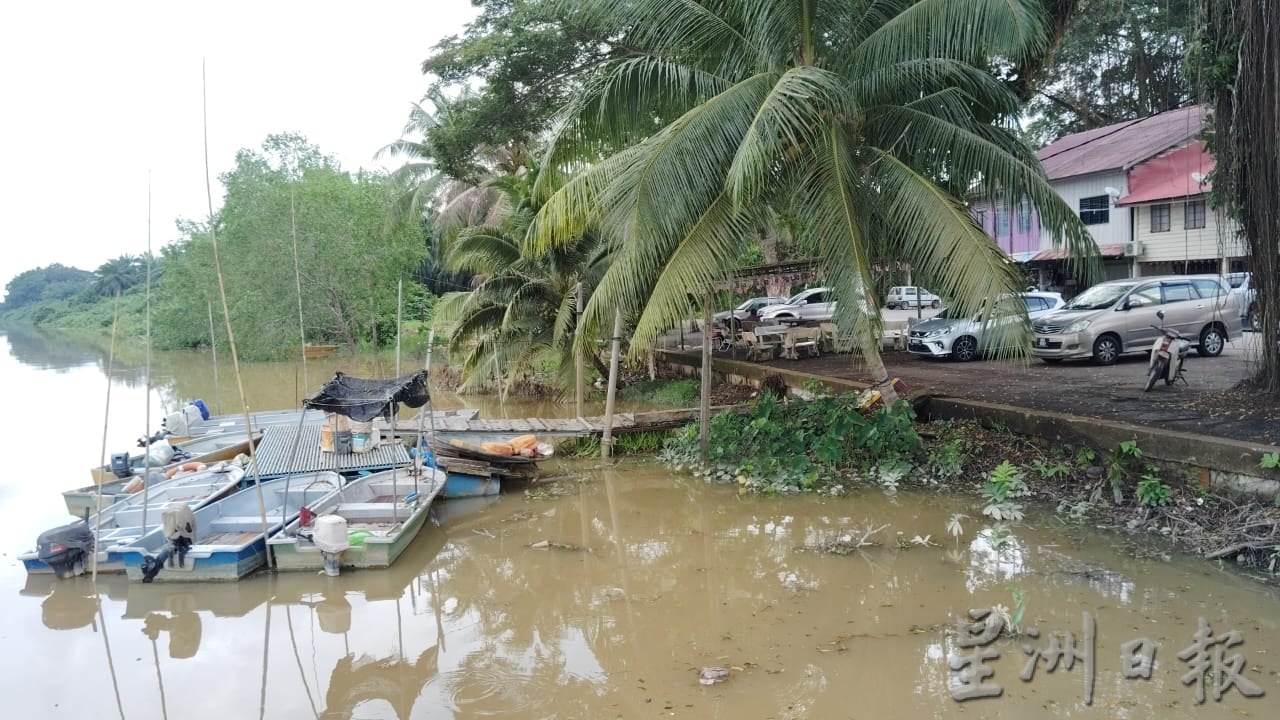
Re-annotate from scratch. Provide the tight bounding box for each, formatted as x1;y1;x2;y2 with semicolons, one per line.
1193;279;1225;298
1079;195;1110;225
1161;282;1196;303
1185;199;1206;229
1150;204;1171;233
1023;297;1048;312
1017;203;1033;233
805;292;825;304
995;207;1010;235
1130;284;1162;306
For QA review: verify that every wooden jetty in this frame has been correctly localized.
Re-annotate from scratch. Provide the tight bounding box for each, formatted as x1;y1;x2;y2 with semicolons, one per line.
386;406;736;439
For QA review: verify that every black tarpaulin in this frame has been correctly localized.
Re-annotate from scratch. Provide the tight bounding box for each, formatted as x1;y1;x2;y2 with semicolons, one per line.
303;371;430;422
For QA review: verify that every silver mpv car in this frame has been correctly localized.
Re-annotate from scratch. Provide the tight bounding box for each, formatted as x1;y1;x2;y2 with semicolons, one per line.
1031;276;1243;364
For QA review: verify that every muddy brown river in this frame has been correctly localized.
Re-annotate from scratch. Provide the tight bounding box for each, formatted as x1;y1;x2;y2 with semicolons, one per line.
2;327;1278;718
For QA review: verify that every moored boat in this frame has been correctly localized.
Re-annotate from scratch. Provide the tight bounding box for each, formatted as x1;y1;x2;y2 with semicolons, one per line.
85;429;263;489
23;464;247;577
119;471;342;583
268;466;446;574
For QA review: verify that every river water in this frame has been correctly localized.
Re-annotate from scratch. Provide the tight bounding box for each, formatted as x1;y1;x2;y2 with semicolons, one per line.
1;326;1277;718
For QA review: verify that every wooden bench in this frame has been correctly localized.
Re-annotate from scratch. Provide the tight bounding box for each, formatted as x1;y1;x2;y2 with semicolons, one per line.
739;330;778;361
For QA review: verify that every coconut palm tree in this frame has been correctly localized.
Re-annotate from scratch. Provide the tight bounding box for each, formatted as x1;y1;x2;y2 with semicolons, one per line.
531;0;1098;402
92;255;144;297
433;167;610;394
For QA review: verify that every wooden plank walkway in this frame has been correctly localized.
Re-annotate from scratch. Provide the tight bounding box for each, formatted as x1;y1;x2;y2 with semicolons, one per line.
386;407;738;439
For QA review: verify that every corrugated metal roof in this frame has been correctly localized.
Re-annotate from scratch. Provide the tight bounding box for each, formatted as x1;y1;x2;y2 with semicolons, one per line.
1115;142;1214;206
1028;244;1126;262
1036;106;1206;180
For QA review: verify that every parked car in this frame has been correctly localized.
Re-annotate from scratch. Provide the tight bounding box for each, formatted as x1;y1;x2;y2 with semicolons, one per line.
1224;272;1259;332
885;286;940;309
908;292;1066;361
713;296;787;325
758;288;837;322
1031;276;1242;365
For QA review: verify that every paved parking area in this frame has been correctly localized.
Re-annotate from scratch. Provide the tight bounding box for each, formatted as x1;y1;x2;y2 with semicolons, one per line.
767;331;1276;445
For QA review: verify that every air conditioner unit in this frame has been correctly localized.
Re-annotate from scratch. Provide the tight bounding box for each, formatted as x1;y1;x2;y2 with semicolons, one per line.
1123;241;1144;257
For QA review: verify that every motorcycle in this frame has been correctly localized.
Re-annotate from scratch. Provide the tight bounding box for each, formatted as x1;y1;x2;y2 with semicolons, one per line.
1144;310;1190;392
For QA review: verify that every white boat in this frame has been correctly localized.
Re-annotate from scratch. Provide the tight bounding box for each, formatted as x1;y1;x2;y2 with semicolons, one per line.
269;467;446;574
23;464;246;577
119;472;342;583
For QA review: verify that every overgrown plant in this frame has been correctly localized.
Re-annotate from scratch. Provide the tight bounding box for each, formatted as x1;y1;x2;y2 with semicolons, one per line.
979;461;1029;522
661;392;921;494
1136;472;1172;507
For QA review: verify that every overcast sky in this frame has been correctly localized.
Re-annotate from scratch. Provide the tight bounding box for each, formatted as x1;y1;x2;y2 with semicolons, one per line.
0;0;479;296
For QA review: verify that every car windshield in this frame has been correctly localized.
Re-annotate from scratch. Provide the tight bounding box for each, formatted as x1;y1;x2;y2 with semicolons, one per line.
736;298;763;311
1064;284;1135;310
784;292;810;305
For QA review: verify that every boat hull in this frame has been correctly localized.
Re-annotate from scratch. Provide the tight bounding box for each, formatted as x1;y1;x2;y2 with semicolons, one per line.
122;538;269;582
21;550;127;575
442;472;500;498
269;469;445;572
87;430;262;487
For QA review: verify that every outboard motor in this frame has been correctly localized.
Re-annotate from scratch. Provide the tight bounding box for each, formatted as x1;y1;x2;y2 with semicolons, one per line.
110;452;134;480
36;522;95;579
312;514;350;577
140;503;197;583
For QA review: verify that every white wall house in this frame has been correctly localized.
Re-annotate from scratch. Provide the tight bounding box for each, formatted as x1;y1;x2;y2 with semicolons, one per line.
1116;141;1246;276
1019;106;1208;291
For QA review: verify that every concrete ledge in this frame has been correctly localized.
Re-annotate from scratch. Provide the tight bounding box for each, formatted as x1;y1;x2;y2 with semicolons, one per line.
922;396;1280;498
657;349;869;395
658;349;1280;498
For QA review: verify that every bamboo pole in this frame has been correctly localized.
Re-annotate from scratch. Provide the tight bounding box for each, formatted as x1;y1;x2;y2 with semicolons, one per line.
96;599;127;720
207;300;221;416
700;288;712;461
201;59;273;567
601;309;623;459
92;291;122;583
425;328;436;373
395;276;403;378
291;187;309;395
574;280;585;418
141;175;155;540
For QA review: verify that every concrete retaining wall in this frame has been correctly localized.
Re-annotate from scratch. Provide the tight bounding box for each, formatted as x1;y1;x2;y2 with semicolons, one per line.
656;350;1280;499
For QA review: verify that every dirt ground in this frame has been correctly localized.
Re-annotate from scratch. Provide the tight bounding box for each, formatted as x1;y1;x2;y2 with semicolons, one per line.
747;331;1280;446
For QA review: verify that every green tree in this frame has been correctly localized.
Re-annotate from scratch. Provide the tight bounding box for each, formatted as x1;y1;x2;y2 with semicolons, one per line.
532;0;1097;402
92;255;144;297
1022;0;1194;144
419;0;619;183
152;134;427;359
2;263;93;308
433;167;609;393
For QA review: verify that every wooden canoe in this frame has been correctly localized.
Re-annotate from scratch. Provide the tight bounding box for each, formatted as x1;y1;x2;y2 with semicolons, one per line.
303;344;339;359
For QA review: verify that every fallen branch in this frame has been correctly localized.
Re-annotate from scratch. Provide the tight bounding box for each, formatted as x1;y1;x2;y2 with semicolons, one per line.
1205;541;1278;560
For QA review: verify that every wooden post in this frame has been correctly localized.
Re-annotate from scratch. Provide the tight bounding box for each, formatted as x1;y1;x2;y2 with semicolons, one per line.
290;187;308;394
601;309;623;459
700;288;713;460
574;280;585;418
395;276;403;378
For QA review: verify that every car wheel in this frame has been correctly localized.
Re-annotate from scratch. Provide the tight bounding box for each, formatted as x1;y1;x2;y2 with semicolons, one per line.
1198;325;1225;357
931;299;940;308
951;336;978;362
886;302;896;310
1092;334;1121;365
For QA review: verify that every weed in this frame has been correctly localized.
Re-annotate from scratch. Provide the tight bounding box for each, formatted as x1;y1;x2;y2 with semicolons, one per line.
1075;447;1097;468
1055;499;1093;523
980;461;1028;523
1032;459;1071;481
1261;452;1280;470
619;379;699;408
929;438;969;481
1106;440;1145;504
946;513;968;545
1136;471;1172;507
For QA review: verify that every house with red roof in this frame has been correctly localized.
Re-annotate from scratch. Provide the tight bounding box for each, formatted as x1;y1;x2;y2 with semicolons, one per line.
1114;141;1246;276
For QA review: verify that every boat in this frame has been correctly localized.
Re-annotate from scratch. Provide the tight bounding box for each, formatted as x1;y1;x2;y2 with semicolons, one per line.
23;464;247;577
304;344;339;359
118;471;343;583
268;466;446;574
85;429;263;489
427;435;551;498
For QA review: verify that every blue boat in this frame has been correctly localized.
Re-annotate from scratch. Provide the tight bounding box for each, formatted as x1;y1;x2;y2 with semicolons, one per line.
21;464;247;576
118;471;342;583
